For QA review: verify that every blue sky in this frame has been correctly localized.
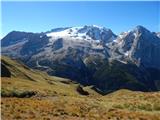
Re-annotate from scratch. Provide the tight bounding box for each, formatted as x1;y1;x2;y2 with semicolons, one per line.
1;1;160;37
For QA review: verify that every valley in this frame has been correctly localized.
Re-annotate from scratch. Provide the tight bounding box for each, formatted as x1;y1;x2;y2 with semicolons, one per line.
1;56;160;120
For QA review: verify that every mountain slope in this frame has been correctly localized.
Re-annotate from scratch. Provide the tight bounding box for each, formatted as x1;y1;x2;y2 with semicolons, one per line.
1;25;160;93
93;60;160;94
1;56;99;97
1;56;160;120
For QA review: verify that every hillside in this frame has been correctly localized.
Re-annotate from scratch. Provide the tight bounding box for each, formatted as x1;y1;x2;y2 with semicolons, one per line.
1;56;160;120
1;56;99;97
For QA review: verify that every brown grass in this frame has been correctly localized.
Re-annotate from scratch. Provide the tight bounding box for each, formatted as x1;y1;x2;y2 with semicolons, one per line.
1;56;160;120
2;94;160;120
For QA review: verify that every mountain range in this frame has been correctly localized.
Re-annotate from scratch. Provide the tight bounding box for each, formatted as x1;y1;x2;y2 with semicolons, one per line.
1;25;160;94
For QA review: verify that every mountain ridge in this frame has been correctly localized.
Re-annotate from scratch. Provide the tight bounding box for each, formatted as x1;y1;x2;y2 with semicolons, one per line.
1;25;160;94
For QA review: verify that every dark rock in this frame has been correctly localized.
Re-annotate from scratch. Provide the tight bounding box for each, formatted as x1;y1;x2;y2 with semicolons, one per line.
52;38;63;51
76;85;89;95
20;34;49;55
1;63;11;77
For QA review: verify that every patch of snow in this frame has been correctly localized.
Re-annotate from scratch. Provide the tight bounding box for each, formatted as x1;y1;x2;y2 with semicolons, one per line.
113;39;118;43
133;33;137;37
124;51;129;56
92;61;97;65
119;34;124;39
92;25;103;29
47;29;69;37
118;60;127;64
36;60;49;69
95;40;100;43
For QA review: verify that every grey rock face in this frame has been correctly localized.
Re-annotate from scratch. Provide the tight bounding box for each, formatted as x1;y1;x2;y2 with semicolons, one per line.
1;31;30;47
78;25;117;43
110;26;160;69
20;34;49;56
52;38;63;51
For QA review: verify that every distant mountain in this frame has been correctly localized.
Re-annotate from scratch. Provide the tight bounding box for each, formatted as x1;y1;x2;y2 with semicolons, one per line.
1;25;160;93
109;25;160;69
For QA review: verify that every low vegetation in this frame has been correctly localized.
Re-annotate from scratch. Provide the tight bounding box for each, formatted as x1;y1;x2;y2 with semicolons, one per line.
1;88;36;98
1;56;160;120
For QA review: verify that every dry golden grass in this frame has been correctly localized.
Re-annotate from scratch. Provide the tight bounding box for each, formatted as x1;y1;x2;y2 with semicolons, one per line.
2;93;160;120
1;56;160;120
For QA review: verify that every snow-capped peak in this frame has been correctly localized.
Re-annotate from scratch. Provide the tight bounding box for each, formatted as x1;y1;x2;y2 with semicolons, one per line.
46;25;116;43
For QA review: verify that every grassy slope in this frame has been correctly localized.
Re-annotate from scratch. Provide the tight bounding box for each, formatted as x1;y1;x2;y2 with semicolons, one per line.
1;56;98;97
1;56;160;120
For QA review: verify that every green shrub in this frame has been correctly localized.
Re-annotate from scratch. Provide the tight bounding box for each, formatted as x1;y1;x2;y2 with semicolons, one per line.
1;88;36;98
137;103;152;111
